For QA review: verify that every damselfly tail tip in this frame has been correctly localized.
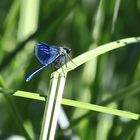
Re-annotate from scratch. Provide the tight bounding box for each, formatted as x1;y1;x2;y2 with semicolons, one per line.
25;77;31;82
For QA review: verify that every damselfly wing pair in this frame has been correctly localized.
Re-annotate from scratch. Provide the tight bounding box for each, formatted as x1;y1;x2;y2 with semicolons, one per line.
26;42;72;82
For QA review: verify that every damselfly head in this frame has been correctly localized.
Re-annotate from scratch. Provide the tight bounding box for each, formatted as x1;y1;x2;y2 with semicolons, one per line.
63;47;71;54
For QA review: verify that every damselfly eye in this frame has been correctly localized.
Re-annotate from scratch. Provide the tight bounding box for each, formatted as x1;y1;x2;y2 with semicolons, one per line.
64;48;71;54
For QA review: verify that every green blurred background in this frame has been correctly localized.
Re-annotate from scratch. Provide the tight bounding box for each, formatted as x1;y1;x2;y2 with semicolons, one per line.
0;0;140;139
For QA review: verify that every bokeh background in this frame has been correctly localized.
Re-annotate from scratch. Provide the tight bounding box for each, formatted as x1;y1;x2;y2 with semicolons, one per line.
0;0;140;140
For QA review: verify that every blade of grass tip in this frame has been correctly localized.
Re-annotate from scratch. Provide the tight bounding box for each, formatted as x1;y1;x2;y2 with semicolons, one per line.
14;90;45;101
61;99;140;120
63;81;140;129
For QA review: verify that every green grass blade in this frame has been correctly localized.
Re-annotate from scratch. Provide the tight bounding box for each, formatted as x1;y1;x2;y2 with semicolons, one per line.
13;90;139;120
61;99;139;120
57;37;140;73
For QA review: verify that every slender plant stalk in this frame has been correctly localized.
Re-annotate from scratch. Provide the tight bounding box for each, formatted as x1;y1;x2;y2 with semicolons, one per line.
39;73;59;140
48;75;67;140
39;72;67;140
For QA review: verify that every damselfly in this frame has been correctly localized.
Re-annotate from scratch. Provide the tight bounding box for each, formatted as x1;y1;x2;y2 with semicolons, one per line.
26;42;71;82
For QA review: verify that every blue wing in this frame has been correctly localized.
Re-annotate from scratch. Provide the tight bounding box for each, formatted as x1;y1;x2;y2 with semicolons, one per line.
35;42;60;65
26;42;60;82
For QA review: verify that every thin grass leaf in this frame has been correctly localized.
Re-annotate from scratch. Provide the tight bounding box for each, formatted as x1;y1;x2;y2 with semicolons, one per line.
12;90;140;120
61;99;139;120
56;37;140;73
